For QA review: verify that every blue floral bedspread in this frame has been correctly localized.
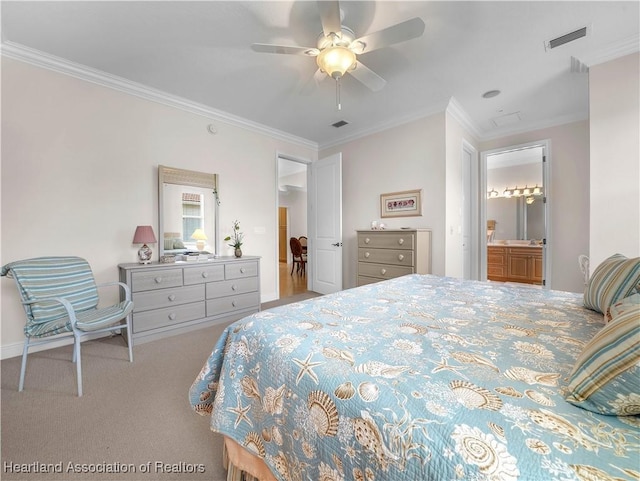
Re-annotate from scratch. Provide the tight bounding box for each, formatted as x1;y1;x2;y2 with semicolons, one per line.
190;274;640;481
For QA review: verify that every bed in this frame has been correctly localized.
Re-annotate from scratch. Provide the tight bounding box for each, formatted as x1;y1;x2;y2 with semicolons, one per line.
190;270;640;481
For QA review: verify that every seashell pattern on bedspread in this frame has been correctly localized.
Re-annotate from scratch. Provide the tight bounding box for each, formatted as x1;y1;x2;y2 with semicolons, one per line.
189;274;640;481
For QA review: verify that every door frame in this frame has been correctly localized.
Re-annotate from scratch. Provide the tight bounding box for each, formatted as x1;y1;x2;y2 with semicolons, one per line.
478;139;552;287
275;152;312;298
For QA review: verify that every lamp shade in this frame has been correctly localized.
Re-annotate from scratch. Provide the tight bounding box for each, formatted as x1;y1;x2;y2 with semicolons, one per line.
317;46;356;79
191;228;208;241
132;225;157;244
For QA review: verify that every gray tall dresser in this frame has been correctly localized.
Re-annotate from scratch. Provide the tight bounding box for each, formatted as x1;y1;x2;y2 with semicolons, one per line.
356;229;432;286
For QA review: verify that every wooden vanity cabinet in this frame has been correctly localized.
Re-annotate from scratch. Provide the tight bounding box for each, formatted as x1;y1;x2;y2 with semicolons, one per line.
488;245;542;285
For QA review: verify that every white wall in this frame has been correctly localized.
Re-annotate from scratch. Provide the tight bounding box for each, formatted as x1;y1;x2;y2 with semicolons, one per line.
1;57;316;357
479;121;590;292
589;53;640;268
321;113;447;288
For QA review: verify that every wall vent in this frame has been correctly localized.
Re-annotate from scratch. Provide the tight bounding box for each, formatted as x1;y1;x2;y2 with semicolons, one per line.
545;26;588;51
331;120;349;128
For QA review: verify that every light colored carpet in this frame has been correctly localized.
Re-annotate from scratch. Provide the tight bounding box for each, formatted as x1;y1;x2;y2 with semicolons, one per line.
1;292;320;481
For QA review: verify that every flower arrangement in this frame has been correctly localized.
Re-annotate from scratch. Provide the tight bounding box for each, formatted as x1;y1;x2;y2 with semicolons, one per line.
224;220;244;249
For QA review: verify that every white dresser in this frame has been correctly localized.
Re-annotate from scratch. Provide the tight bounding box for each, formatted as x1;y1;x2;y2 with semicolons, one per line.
118;256;260;344
357;229;432;286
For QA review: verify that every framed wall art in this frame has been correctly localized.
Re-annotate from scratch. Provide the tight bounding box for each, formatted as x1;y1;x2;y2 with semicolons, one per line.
380;189;422;218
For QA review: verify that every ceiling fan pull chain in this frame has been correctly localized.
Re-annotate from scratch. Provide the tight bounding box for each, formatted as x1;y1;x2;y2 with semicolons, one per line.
336;77;342;111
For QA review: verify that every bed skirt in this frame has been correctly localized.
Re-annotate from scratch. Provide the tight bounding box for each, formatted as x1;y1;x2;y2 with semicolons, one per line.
223;436;276;481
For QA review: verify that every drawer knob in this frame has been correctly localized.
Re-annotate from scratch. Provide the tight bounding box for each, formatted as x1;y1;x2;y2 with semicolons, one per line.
398;238;404;245
201;272;208;278
168;294;176;302
364;252;370;258
168;313;176;320
364;238;370;244
398;254;404;261
154;276;162;284
240;268;246;274
380;268;387;275
232;284;237;291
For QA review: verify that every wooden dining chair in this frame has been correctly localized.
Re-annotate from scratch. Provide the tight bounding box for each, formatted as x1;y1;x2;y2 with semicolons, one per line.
289;237;307;276
298;236;308;255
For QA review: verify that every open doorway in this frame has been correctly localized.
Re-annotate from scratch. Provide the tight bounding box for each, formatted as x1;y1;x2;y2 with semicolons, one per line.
277;156;309;299
480;142;550;287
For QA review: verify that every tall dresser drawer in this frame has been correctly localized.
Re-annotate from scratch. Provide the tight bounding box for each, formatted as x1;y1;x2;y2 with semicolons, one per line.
358;262;413;280
132;285;205;312
183;265;225;285
206;292;260;316
131;269;183;292
132;302;206;333
225;261;258;280
358;232;415;250
358;248;414;267
206;277;258;300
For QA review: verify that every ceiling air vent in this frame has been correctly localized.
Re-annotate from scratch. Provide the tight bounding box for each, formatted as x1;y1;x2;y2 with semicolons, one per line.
331;120;349;128
545;26;589;51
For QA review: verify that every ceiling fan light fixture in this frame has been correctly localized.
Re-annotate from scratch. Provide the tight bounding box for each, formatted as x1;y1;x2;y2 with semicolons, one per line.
317;46;356;80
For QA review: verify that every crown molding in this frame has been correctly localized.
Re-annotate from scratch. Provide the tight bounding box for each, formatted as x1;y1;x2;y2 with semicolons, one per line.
0;41;318;151
580;33;640;67
445;97;482;141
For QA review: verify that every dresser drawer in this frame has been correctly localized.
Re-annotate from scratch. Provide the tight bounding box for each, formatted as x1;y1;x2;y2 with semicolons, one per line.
358;232;414;250
132;302;206;333
225;261;258;280
131;269;183;292
183;264;225;285
358;262;413;280
132;285;205;312
358;247;414;267
206;292;260;316
206;277;259;300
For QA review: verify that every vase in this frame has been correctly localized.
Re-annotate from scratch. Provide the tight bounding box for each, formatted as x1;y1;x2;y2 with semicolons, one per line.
235;248;242;258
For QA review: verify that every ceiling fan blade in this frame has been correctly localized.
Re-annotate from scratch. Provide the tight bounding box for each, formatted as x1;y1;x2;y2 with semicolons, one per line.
349;61;386;92
317;0;342;39
300;68;328;95
251;44;319;56
350;17;425;54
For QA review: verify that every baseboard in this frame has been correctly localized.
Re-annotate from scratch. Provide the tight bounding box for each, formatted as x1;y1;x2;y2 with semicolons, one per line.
0;331;109;360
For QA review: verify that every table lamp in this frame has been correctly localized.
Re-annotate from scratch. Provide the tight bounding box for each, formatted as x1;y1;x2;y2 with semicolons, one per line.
133;225;157;264
191;228;208;251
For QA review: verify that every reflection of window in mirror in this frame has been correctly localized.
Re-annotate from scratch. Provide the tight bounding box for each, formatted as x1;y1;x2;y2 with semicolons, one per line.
182;193;203;242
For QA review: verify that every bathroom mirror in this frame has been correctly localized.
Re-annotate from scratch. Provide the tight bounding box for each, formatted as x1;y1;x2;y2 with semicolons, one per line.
158;165;219;258
487;195;544;241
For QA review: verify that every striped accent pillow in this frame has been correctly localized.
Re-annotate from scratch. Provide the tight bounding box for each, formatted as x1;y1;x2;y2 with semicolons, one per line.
565;304;640;415
583;254;640;315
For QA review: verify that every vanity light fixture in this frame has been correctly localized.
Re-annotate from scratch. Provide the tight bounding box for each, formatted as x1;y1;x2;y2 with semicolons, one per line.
526;196;536;205
133;225;157;264
512;186;522;197
487;188;500;199
532;185;543;195
191;228;208;251
502;188;512;198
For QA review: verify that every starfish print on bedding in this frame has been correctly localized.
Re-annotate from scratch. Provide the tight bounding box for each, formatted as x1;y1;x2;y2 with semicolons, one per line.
430;357;467;376
292;352;323;385
227;396;253;428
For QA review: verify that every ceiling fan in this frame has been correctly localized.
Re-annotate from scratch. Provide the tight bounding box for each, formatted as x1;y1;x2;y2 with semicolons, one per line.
251;0;425;108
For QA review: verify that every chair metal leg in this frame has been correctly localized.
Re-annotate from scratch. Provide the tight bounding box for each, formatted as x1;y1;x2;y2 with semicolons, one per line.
18;338;30;392
126;314;133;362
75;335;83;397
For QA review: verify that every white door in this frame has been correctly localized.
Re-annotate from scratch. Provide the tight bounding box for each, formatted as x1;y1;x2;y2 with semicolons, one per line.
310;153;342;294
462;144;473;279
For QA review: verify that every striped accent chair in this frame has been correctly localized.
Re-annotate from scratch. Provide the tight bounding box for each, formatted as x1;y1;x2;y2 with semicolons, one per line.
1;257;134;396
